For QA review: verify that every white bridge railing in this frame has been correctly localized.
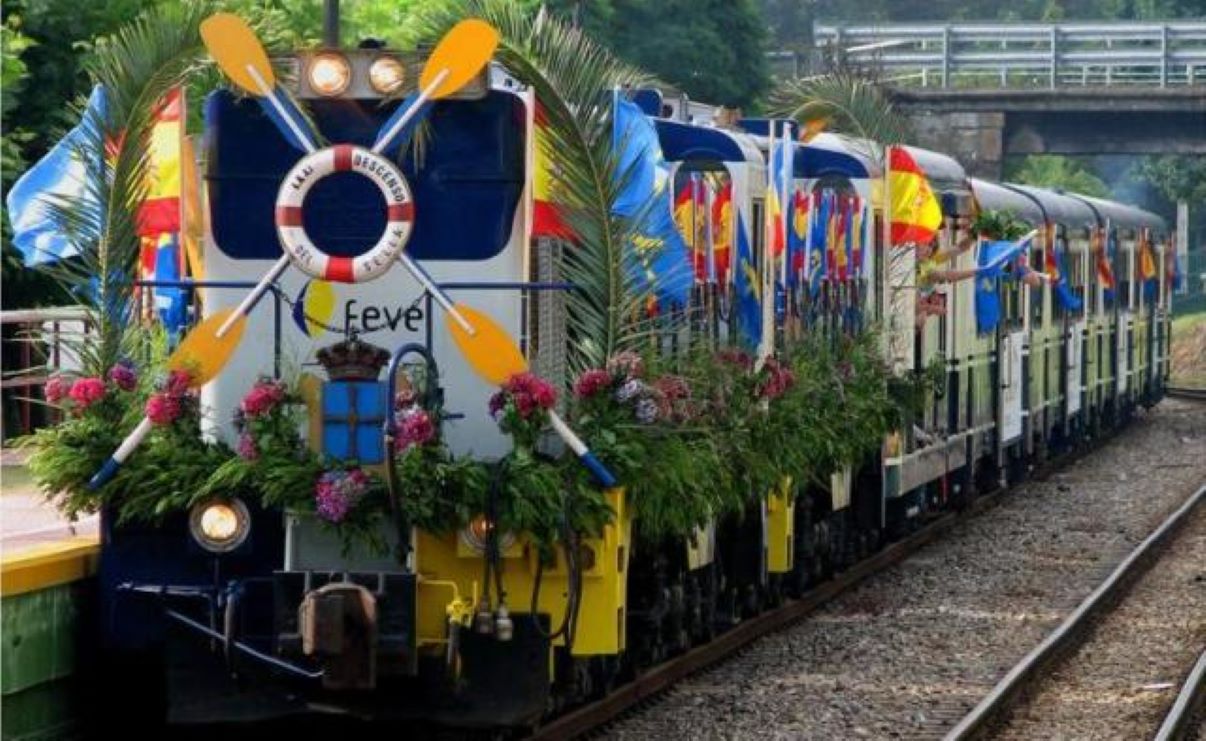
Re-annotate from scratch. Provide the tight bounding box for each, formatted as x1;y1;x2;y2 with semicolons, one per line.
788;21;1206;88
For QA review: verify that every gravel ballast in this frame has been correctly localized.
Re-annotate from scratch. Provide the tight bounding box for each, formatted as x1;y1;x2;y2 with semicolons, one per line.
996;498;1206;740
606;399;1206;740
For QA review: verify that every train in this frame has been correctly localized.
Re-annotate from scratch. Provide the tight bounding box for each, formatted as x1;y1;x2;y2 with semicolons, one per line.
80;7;1177;734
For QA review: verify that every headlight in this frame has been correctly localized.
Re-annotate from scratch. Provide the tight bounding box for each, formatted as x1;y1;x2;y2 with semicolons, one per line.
189;497;251;553
459;515;515;554
307;52;352;97
368;56;405;95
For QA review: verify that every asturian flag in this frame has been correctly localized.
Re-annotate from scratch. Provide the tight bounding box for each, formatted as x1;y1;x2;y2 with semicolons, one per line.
612;94;693;309
6;86;108;265
734;211;762;349
808;190;830;297
975;232;1036;334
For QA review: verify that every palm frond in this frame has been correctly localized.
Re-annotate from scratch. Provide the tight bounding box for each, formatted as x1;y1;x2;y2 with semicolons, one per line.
36;2;212;375
768;71;911;164
411;1;675;375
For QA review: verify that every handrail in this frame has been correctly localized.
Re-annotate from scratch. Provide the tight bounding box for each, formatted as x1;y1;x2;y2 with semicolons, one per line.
796;20;1206;89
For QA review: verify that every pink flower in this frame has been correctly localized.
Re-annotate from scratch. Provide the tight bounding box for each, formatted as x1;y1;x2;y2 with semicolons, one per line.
68;377;106;410
718;349;753;370
488;391;505;417
236;433;259;461
500;372;557;419
45;376;71;404
146;393;181;426
573;368;612;399
241;379;286;418
757;359;796;400
108;361;138;392
166;370;193;396
394;387;419;410
314;468;370;523
653;374;690;400
606;351;644;379
398;408;436;449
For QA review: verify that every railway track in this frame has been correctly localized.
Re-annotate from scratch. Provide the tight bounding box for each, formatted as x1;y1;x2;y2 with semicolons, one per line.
1156;648;1206;741
527;431;1134;741
530;501;997;740
946;482;1206;740
1167;386;1206;403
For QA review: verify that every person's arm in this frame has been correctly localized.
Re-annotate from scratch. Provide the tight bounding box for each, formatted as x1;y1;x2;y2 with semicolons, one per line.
932;217;976;262
930;266;979;283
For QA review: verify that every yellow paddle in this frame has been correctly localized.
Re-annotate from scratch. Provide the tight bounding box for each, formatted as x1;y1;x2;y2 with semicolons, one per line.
89;310;246;489
370;19;499;156
367;18;499;336
448;305;618;487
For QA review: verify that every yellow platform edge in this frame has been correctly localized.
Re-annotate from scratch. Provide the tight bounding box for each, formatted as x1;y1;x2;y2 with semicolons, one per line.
0;537;100;597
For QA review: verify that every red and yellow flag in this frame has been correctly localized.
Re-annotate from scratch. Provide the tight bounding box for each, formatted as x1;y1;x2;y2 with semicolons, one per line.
137;88;182;238
887;146;942;245
674;177;709;281
1094;230;1116;289
711;181;733;284
1138;230;1157;281
531;102;574;240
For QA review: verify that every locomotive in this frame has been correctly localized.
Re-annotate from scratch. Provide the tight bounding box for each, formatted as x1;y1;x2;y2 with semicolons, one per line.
89;6;1176;733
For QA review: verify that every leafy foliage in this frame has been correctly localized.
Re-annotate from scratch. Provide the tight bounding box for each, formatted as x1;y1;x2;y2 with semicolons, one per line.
412;0;688;375
769;70;911;158
972;209;1031;241
30;2;210;376
1008;155;1110;199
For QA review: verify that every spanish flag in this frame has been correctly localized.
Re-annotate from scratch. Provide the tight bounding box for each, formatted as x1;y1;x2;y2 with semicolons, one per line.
711;181;733;284
887;146;942;245
1094;229;1116;289
1138;230;1157;282
674;176;708;281
532;102;574;240
137;88;182;238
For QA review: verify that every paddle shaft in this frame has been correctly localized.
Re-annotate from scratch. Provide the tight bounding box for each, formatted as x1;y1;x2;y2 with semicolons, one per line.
402;253;474;334
246;64;317;154
548;410;617;488
88;417;153;489
217;255;290;337
371;69;448;156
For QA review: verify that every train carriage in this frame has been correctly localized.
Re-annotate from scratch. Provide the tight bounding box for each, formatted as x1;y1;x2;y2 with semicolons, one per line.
41;8;1178;734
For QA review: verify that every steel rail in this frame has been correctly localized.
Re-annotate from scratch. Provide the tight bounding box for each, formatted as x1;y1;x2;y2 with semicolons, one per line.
520;426;1132;740
944;483;1206;740
1155;648;1206;741
527;503;984;740
1166;386;1206;402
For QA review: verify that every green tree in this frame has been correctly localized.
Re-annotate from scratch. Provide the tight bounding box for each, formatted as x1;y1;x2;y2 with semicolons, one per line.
542;0;770;108
1135;155;1206;206
1006;155;1110;198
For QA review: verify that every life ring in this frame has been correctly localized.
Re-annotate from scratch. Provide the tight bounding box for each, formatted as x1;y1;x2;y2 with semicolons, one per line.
275;144;415;283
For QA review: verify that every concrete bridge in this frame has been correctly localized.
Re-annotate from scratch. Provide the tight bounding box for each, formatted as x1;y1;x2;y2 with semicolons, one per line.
892;86;1206;180
775;21;1206;179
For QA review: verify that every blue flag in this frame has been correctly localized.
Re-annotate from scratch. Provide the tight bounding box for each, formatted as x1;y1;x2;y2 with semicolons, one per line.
6;86;108;266
734;211;761;349
1053;248;1083;312
152;235;188;340
808;190;830;298
974;234;1034;334
612;95;692;309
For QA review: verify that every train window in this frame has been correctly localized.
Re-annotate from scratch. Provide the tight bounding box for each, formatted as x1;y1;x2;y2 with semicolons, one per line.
1031;243;1044;326
206;91;525;263
1002;262;1023;331
1117;239;1132;309
1068;248;1087;318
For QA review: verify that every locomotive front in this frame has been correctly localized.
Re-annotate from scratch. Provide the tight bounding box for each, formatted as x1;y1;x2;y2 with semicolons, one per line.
98;14;594;728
